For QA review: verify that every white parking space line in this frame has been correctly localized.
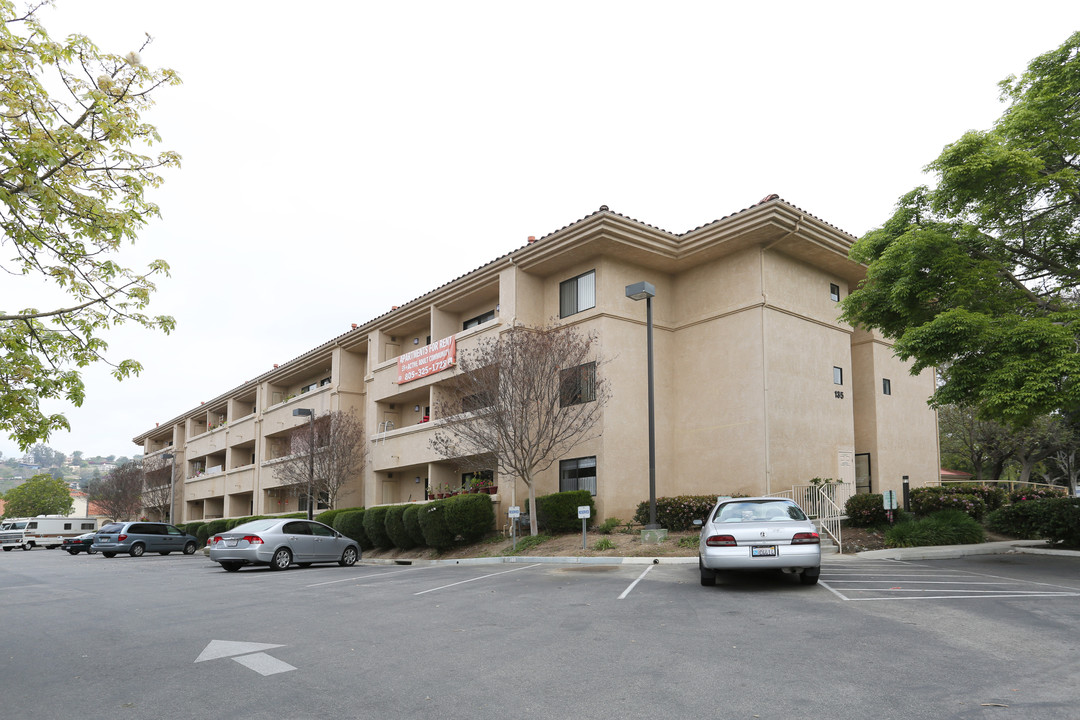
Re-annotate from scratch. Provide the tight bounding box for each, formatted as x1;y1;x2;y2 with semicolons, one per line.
305;565;434;588
618;565;654;600
413;563;541;595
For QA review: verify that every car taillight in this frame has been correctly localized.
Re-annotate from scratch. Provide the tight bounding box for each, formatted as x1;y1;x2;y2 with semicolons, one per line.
791;532;820;544
242;535;264;545
212;535;223;545
118;534;127;542
705;534;737;547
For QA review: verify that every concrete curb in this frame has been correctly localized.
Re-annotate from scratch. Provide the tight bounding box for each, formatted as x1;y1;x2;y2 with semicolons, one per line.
856;540;1079;561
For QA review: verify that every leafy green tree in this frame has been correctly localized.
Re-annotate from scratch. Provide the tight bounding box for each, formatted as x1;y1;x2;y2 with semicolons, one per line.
841;32;1080;428
0;1;181;450
0;472;74;517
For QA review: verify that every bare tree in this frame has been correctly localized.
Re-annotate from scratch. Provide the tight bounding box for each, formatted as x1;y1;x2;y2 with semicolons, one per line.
87;462;145;521
140;456;173;521
1042;449;1080;496
430;324;610;536
273;410;368;512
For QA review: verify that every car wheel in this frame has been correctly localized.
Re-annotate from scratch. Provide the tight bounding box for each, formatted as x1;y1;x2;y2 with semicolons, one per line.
129;543;145;558
183;541;197;555
800;568;820;585
699;557;716;587
270;548;292;571
220;562;242;572
339;546;358;567
102;552;116;558
2;547;12;551
22;542;32;550
67;549;79;555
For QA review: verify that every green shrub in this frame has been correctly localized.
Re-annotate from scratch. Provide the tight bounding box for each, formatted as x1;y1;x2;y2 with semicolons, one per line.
180;521;204;537
530;490;594;533
417;501;455;551
334;510;371;550
363;506;394;549
909;487;988;520
597;517;622;535
676;535;699;549
402;505;425;547
278;512;308;519
1007;486;1069;504
316;507;363;527
633;495;726;531
444;493;495;543
1038;497;1080;547
195;524;211;547
384;505;415;550
885;510;984;548
845;493;888;527
986;502;1047;539
593;538;615;551
204;519;230;537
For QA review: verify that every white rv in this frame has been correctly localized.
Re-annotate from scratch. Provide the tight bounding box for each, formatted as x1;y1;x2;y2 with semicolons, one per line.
0;516;99;550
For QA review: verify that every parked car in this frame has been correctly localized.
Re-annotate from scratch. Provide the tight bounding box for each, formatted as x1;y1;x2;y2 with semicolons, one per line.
60;532;98;555
694;497;821;587
209;518;360;572
91;522;199;558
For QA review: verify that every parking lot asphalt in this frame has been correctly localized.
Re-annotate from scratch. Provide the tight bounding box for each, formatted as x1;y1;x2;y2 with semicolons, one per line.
3;544;1078;720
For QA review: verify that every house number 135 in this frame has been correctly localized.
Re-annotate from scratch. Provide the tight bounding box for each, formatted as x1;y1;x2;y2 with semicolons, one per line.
834;391;844;399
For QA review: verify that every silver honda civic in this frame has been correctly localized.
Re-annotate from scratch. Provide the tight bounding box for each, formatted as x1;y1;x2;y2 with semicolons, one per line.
695;497;821;586
209;518;360;572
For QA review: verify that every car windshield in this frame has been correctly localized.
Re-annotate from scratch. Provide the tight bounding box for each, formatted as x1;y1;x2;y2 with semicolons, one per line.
230;519;279;533
714;501;806;523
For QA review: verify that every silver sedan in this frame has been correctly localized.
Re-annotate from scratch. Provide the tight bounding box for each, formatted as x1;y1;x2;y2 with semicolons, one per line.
209;518;360;572
695;497;821;587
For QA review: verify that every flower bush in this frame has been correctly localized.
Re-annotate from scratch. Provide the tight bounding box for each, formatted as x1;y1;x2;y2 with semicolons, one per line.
1007;486;1068;504
909;487;988;520
845;493;888;527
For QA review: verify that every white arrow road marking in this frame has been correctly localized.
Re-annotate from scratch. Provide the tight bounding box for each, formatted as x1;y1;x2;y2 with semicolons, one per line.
232;652;296;676
196;640;286;663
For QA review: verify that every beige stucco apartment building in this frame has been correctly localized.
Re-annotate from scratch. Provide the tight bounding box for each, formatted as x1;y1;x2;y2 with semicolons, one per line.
133;197;939;525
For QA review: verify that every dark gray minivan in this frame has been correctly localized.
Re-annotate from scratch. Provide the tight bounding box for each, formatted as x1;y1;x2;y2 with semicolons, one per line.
92;522;198;558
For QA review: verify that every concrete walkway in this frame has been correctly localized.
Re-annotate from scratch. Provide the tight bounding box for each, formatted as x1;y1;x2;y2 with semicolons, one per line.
856;539;1079;561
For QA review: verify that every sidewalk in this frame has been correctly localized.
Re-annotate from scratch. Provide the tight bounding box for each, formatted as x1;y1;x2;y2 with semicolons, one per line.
856;539;1079;561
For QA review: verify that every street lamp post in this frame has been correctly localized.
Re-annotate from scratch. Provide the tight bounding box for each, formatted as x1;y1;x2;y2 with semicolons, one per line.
162;452;176;524
292;408;315;520
625;281;658;529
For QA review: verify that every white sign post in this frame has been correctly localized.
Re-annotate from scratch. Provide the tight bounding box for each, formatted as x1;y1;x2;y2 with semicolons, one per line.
508;506;521;551
578;505;591;550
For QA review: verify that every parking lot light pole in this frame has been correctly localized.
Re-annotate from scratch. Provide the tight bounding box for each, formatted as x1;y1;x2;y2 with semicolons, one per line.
625;281;659;529
292;408;315;520
162;452;176;524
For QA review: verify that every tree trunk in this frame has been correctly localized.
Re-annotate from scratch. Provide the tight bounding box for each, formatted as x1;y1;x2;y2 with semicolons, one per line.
526;475;538;536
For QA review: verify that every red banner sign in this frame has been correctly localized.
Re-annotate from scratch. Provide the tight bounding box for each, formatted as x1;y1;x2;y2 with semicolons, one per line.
397;336;456;384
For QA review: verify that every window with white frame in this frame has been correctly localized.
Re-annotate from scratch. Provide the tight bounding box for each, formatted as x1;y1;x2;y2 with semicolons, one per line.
833;367;843;385
560;456;597;495
559;270;596;318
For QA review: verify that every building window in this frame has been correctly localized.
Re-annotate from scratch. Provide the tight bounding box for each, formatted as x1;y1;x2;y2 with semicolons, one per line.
463;309;496;330
299;491;330;512
883;378;892;395
830;283;840;302
560;456;597;495
560;362;597;407
559;270;596;318
833;367;843;385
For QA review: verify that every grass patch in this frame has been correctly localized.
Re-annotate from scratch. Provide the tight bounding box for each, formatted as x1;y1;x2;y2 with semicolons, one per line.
676;535;699;549
885;510;984;548
501;534;552;556
593;538;616;551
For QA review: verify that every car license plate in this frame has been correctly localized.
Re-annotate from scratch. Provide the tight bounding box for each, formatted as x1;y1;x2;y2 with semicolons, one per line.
752;545;777;557
225;539;238;547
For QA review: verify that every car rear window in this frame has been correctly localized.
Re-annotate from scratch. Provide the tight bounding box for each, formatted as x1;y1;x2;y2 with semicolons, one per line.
99;523;124;533
230;519;278;533
714;500;807;523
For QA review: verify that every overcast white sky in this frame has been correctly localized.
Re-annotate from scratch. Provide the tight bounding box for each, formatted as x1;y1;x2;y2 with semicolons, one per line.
3;1;1079;461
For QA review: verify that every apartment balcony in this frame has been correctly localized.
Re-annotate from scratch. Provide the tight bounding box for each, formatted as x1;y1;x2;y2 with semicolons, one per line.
223;466;255;494
262;385;332;433
370;421;443;472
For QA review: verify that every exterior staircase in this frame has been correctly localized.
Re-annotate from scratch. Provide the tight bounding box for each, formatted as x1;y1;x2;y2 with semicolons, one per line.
814;520;840;554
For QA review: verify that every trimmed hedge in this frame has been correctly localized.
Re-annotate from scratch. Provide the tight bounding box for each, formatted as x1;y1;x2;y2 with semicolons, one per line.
531;490;594;533
986;502;1047;540
444;494;495;543
885;510;984;548
204;519;230;537
845;493;889;527
334;510;371;550
403;505;425;547
195;524;212;547
1040;497;1080;547
1007;486;1069;504
633;495;729;531
180;521;205;538
363;506;394;549
316;507;364;528
418;501;455;550
993;496;1080;547
909;487;988;520
384;505;415;550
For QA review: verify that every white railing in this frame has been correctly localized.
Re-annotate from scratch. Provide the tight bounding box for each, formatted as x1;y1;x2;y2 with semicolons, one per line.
768;482;853;553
